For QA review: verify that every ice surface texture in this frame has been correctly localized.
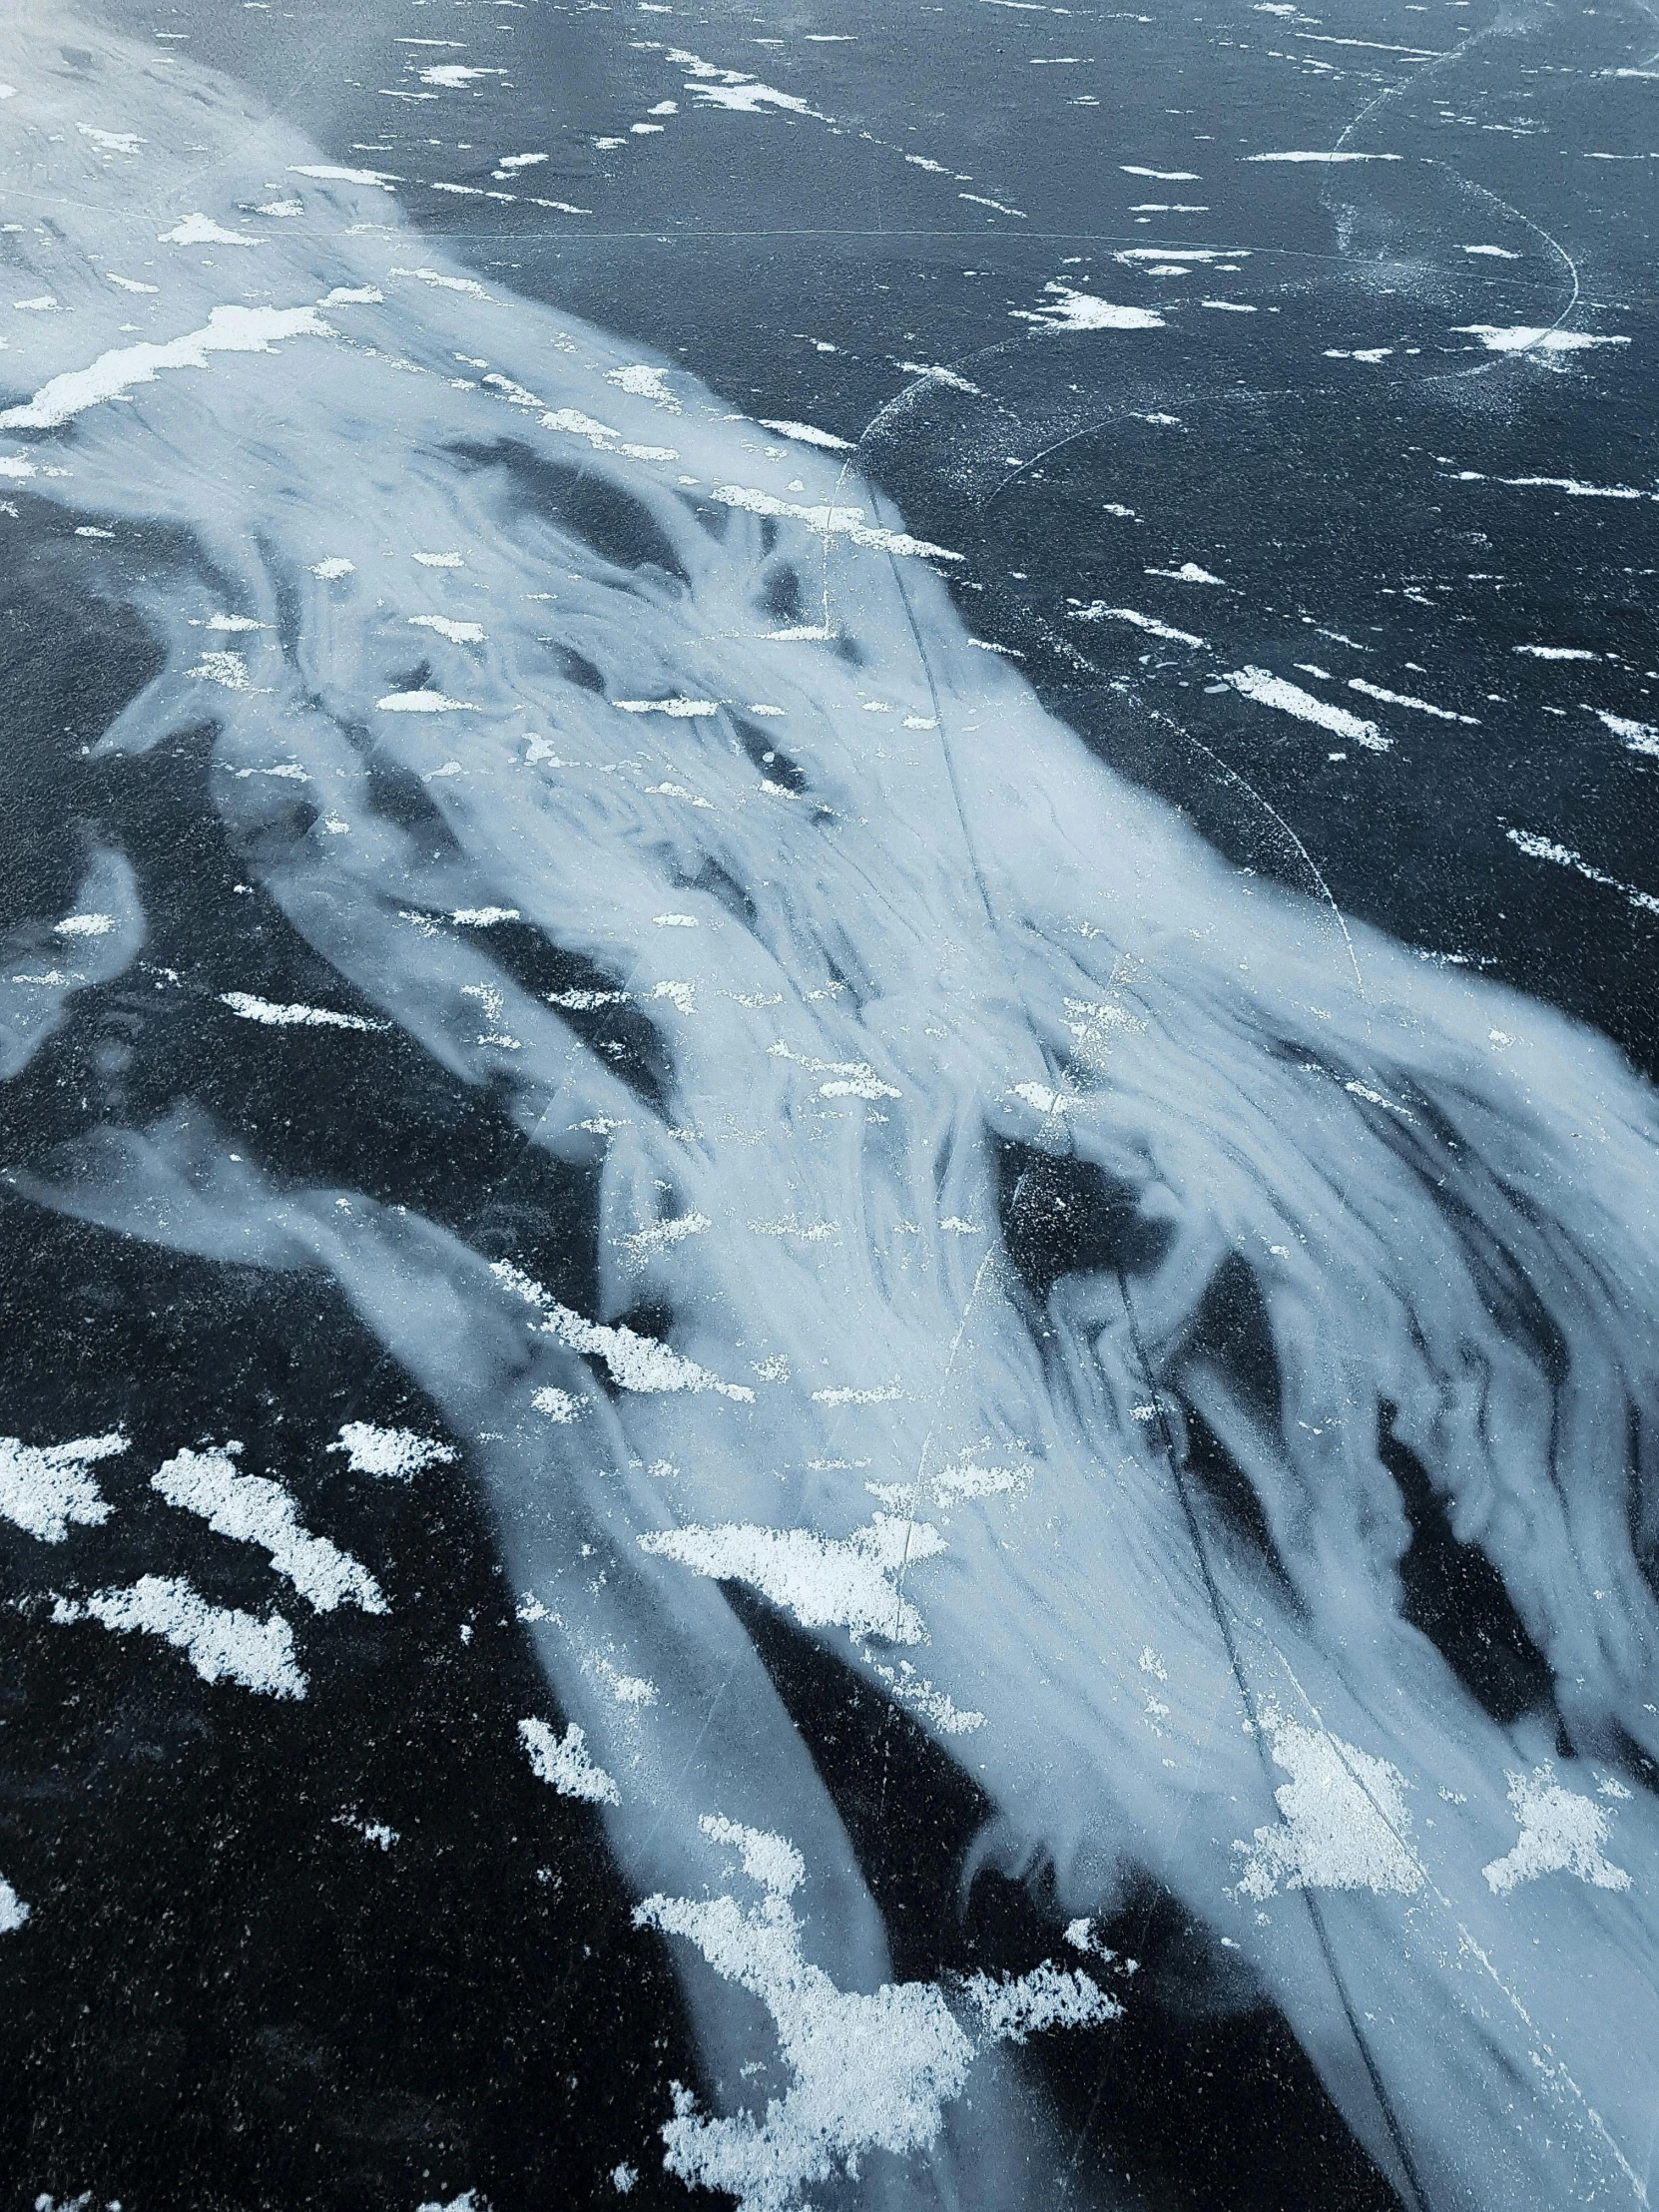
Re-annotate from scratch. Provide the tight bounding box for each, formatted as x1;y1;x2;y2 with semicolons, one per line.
4;12;1659;2207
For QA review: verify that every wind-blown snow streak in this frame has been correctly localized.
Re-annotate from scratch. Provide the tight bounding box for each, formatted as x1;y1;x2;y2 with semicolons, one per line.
5;14;1659;2209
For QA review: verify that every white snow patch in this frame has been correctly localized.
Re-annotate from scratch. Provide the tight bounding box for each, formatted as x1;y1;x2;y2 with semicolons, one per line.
335;1812;399;1850
53;912;116;937
408;614;486;644
932;1461;1032;1505
638;1514;943;1644
1247;151;1403;162
1492;476;1653;500
868;1659;985;1734
613;697;719;718
153;1447;384;1614
540;406;678;463
1146;561;1225;583
531;1385;585;1423
328;1421;456;1480
1453;324;1628;353
1514;644;1597;661
219;992;387;1031
893;360;983;394
1463;244;1521;258
188;649;250;689
606;363;681;408
621;1212;712;1261
519;1716;619;1804
288;164;401;190
491;1259;754;1399
1070;603;1204;646
0;1429;126;1542
52;1574;305;1697
1121;166;1201;180
309;556;354;579
1012;282;1164;332
964;1961;1121;2041
0;1875;28;1933
635;1816;1119;2212
376;689;475;712
0;303;328;430
159;213;262;248
418;63;507;88
1348;677;1477;725
758;418;854;451
1224;666;1388;750
1597;710;1659;758
710;484;961;561
389;266;493;300
819;1071;901;1101
1482;1766;1630;1896
1235;1701;1421;1900
1506;829;1659;916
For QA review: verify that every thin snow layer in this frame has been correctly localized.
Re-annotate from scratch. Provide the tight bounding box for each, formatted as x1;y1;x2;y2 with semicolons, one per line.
328;1421;457;1479
519;1716;620;1805
52;1575;305;1696
1224;666;1389;749
12;20;1659;2202
153;1447;385;1613
1236;1703;1423;1901
635;1818;1119;2212
0;1429;126;1541
1482;1767;1631;1897
638;1514;946;1644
